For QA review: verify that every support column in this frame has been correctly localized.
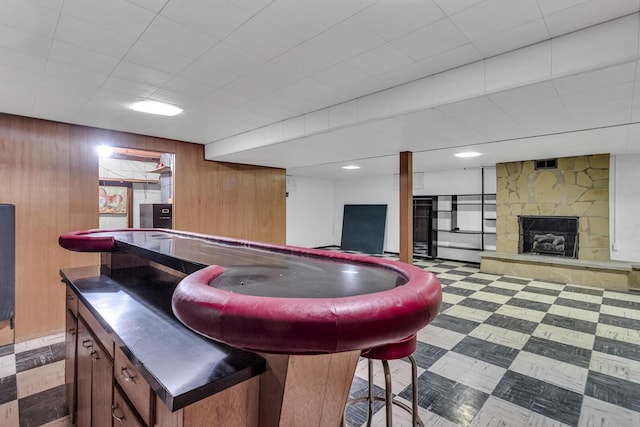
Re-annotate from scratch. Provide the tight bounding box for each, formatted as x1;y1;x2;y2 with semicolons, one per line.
399;151;413;264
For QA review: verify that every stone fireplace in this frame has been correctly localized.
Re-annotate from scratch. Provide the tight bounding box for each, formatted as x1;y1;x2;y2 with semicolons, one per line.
519;215;579;258
479;154;637;289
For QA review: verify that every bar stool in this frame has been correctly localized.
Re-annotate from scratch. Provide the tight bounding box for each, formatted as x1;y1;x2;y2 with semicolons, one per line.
343;335;424;427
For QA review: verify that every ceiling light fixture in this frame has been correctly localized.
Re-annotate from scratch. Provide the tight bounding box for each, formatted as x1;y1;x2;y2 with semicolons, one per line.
97;145;113;158
131;101;183;116
455;151;482;158
342;165;361;170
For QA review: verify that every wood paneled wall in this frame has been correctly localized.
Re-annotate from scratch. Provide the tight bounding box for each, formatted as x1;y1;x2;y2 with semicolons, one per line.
0;113;286;342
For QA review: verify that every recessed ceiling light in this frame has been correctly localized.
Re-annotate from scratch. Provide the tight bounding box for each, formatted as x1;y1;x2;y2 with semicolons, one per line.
342;165;361;170
131;101;183;116
97;145;113;158
455;151;482;158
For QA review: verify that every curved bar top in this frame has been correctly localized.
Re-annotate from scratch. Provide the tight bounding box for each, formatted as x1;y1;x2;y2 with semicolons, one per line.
59;229;442;355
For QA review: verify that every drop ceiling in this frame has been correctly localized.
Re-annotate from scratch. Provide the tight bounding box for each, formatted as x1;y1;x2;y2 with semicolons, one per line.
1;0;639;178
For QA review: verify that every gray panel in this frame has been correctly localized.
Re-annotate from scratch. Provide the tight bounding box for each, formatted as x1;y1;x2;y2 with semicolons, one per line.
0;204;15;322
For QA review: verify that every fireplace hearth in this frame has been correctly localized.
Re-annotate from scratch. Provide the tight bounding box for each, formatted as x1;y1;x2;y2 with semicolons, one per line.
519;216;578;258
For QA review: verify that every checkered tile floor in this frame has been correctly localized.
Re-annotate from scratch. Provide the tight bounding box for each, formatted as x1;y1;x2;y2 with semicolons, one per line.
2;255;640;426
342;256;640;427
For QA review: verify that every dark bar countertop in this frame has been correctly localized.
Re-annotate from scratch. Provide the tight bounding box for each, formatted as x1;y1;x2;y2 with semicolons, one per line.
61;265;266;411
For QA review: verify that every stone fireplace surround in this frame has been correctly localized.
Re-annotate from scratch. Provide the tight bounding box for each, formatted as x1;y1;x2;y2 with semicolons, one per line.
480;154;640;290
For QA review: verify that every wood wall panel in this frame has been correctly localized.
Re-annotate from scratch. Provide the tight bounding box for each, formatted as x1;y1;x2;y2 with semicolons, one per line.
0;113;285;341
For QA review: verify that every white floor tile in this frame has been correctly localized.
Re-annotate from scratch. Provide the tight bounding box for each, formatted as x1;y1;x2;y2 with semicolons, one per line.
589;351;640;383
578;396;640;427
469;324;530;349
509;351;589;394
533;324;595;349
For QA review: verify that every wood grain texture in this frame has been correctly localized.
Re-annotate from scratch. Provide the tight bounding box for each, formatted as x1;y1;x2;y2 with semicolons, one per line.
260;351;360;427
399;151;413;263
0;112;285;342
0;320;13;346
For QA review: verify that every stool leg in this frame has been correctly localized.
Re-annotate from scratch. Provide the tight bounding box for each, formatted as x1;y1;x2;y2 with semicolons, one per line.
381;360;393;427
408;355;423;427
367;359;374;427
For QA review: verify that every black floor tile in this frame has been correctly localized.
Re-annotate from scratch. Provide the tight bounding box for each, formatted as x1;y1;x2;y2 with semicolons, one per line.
448;270;474;277
461;277;493;285
598;313;640;331
564;286;603;296
497;277;531;285
439;302;454;312
492;370;583;426
15;342;65;373
555;297;601;312
430;314;480;335
443;286;476;297
409;371;457;411
541;313;597;334
602;298;640;311
437;278;456;286
0;344;14;357
593;336;640;362
451;336;519;369
522;336;591;369
585;371;640;412
0;374;17;405
18;384;68;427
412;341;448;370
425;380;489;426
521;285;561;297
506;297;551;312
344;375;386;426
484;313;539;334
458;298;502;313
480;286;519;297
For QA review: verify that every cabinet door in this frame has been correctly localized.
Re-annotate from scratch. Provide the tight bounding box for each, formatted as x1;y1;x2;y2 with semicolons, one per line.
91;340;114;427
112;386;146;427
76;319;93;427
65;309;77;425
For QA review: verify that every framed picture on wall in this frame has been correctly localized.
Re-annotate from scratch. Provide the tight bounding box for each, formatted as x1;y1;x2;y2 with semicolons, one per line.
99;185;128;214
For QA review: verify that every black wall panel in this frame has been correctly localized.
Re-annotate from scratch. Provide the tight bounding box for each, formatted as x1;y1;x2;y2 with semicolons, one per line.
0;204;15;322
340;204;387;255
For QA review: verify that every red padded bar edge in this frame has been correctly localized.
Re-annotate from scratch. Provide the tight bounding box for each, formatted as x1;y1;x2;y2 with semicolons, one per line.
58;230;116;252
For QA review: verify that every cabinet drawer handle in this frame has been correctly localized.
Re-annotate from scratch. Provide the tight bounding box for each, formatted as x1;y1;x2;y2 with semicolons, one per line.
90;350;100;361
82;339;92;348
111;404;125;423
121;366;136;382
68;328;76;336
67;295;74;300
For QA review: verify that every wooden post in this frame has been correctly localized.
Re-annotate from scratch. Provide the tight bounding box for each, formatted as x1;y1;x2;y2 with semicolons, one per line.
399;152;413;264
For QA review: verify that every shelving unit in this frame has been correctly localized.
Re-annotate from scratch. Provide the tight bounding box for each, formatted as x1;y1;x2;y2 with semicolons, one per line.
433;193;496;263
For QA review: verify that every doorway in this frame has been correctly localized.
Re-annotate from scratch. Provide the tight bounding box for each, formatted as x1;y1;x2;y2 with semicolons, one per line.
98;147;174;229
413;197;436;259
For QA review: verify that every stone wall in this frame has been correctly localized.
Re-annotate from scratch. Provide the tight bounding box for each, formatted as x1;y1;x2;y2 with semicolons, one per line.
496;154;609;262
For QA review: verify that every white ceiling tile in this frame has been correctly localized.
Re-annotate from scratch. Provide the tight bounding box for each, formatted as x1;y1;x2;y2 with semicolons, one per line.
244;99;297;122
375;63;431;86
544;0;640;37
0;62;42;91
282;77;342;103
433;0;484;15
149;88;200;108
243;62;304;90
347;43;415;77
225;17;302;60
551;15;638;76
200;42;267;75
0;0;59;37
179;60;238;89
396;108;451;127
161;76;217;100
0;23;52;58
44;60;107;90
553;62;636;95
123;0;167;13
392;18;469;61
37;74;96;100
450;0;542;40
473;19;550;58
272;42;341;77
489;81;560;108
419;43;483;75
335;77;387;102
329;100;358;128
485;41;551;92
222;77;276;99
310;17;386;61
431;61;485;105
257;90;319;113
49;40;119;74
259;0;354;41
312;62;372;89
61;0;155;39
55;14;135;58
161;0;252;39
228;0;273;14
111;61;173;87
139;15;217;59
202;88;253;108
101;76;158;98
536;0;590;15
26;0;63;12
355;0;446;41
125;41;191;75
0;45;46;73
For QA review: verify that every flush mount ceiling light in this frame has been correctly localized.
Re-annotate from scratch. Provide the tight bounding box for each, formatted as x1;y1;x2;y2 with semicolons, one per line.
455;151;482;158
96;145;113;158
342;165;361;170
131;101;183;116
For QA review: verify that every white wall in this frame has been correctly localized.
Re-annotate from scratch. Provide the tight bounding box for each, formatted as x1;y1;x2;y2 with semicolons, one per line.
610;155;640;262
285;176;334;248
